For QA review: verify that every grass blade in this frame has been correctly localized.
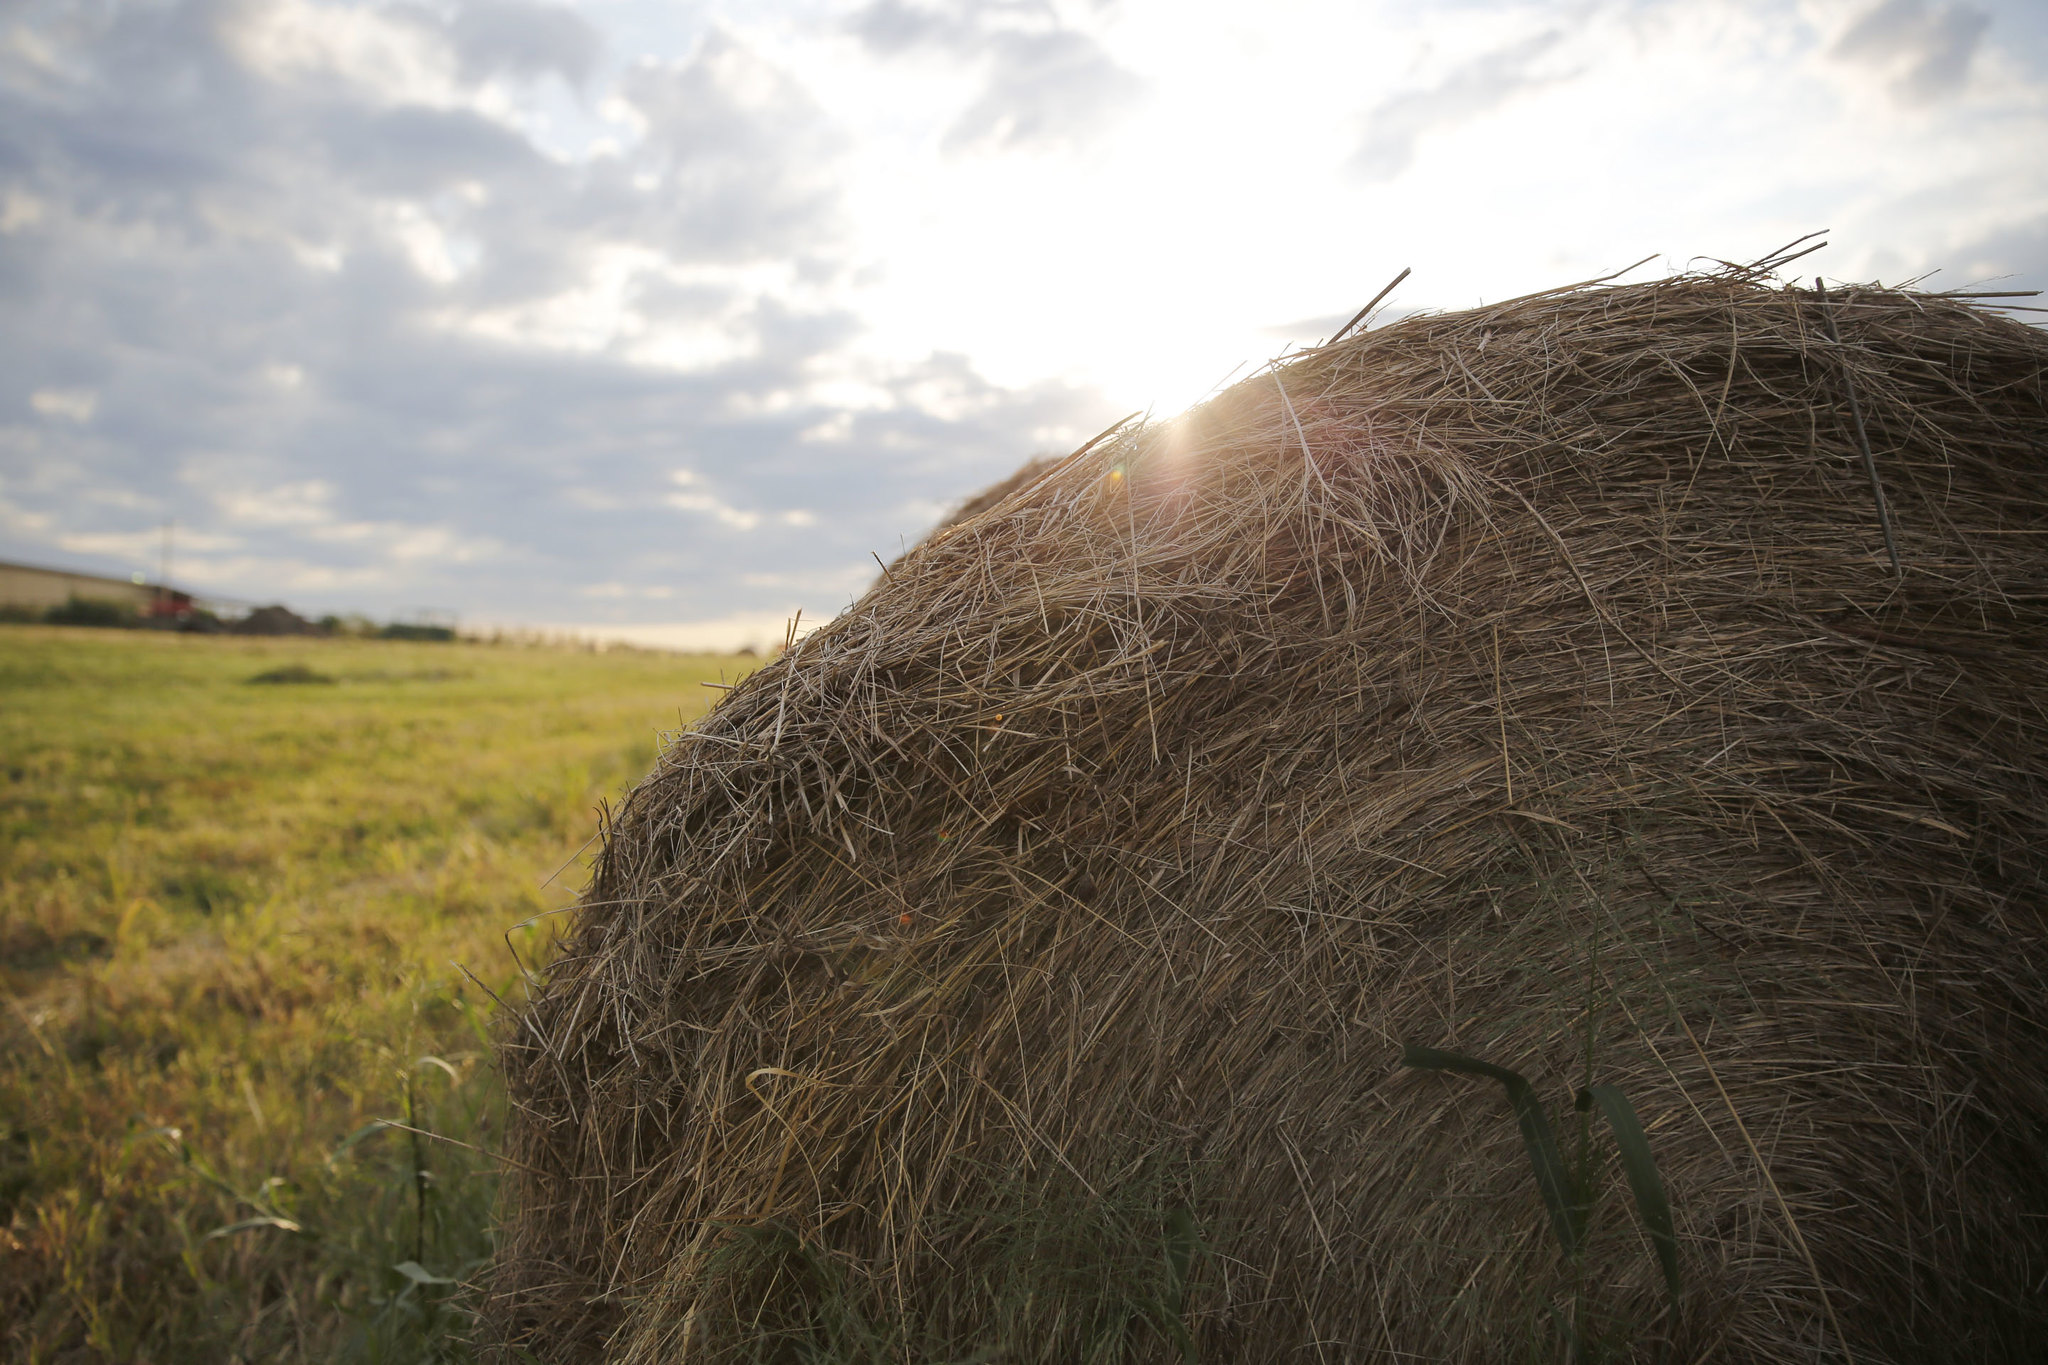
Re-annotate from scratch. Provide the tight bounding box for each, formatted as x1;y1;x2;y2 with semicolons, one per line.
1162;1204;1201;1364
1402;1045;1581;1257
329;1119;390;1163
1164;1204;1198;1306
1583;1084;1681;1306
204;1215;304;1239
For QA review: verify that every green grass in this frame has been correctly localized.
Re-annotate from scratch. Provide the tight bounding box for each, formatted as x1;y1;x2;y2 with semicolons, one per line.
0;625;749;1364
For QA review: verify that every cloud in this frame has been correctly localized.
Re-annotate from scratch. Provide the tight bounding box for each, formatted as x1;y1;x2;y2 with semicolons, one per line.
0;0;1112;628
30;389;97;422
1945;208;2048;292
1350;30;1566;183
666;468;761;531
1832;0;1990;104
614;32;846;257
214;479;338;527
847;0;1145;154
323;103;545;198
445;0;602;88
944;27;1144;154
845;0;976;55
538;610;817;653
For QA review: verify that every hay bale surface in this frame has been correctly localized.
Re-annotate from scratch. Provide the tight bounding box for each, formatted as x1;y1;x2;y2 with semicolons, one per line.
487;270;2048;1363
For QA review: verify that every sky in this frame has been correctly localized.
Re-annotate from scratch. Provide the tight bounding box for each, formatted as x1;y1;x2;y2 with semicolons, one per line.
3;0;2044;650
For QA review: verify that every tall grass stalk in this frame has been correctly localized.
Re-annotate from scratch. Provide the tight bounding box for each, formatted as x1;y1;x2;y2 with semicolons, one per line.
1401;1022;1680;1361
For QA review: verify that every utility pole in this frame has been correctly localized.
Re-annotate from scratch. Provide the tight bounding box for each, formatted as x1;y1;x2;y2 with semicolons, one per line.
158;520;175;616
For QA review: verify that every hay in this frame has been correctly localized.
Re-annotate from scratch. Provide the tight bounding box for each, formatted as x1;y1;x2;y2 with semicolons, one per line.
485;265;2048;1363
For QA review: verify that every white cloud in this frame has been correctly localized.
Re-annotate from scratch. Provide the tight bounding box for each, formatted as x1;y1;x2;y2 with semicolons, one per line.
664;489;762;531
0;190;45;232
448;0;603;90
316;522;502;564
738;563;872;594
165;553;408;594
30;389;96;422
215;480;336;527
1833;0;1991;103
799;411;853;442
58;527;240;558
2;0;2041;638
1350;30;1568;183
378;202;479;284
0;493;53;536
224;0;464;106
847;0;1147;154
665;468;763;531
540;609;820;654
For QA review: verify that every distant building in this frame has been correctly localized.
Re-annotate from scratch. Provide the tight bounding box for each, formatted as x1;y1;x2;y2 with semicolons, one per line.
0;558;193;618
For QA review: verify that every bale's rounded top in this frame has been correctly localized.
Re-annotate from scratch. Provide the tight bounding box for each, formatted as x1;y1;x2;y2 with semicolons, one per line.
490;269;2048;1365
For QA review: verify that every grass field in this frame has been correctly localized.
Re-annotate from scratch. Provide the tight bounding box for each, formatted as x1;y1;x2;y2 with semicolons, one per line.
0;626;747;1364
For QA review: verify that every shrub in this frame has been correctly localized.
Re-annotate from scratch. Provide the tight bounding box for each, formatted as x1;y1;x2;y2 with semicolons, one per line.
45;596;134;628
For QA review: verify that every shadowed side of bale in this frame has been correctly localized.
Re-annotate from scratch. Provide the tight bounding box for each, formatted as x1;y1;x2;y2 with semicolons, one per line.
485;273;2048;1364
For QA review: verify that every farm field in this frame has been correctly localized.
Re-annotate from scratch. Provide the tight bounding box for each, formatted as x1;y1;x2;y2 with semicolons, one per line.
0;625;747;1363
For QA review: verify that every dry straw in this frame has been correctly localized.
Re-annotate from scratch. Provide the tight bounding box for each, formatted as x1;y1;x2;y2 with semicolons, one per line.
485;256;2048;1363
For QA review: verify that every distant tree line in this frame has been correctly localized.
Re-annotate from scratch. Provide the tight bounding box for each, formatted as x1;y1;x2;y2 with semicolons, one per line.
4;596;455;641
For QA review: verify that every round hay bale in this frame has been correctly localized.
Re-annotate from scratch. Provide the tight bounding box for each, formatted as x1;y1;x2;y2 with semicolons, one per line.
485;270;2048;1363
